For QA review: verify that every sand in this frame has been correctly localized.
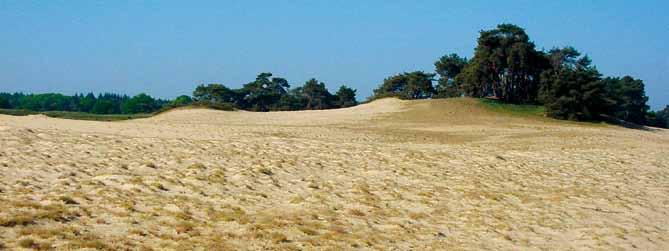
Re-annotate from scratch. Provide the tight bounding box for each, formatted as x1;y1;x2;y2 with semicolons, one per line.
0;98;667;250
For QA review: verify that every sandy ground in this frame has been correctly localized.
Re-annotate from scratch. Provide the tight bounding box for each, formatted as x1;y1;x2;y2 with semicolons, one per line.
0;98;667;250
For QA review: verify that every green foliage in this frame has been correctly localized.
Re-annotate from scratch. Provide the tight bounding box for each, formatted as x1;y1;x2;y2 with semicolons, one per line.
193;84;238;104
602;76;649;124
0;92;167;114
274;89;308;111
190;73;357;111
372;71;435;100
434;53;467;98
78;93;97;112
659;106;669;128
537;47;650;124
0;96;10;108
90;99;119;114
300;78;335;109
429;25;654;125
121;93;160;114
171;95;193;106
16;93;74;111
334;85;357;108
647;106;669;128
240;73;290;111
479;98;545;117
459;24;546;103
538;47;611;121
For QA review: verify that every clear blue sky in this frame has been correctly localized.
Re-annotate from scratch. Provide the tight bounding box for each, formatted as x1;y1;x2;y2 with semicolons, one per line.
1;0;667;109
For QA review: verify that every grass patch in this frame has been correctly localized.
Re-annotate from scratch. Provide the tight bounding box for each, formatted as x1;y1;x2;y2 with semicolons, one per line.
153;101;235;115
208;206;249;224
0;215;35;227
0;202;79;227
18;238;52;250
478;98;545;117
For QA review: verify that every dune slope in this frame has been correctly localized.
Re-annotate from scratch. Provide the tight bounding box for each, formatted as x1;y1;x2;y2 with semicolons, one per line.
0;98;668;250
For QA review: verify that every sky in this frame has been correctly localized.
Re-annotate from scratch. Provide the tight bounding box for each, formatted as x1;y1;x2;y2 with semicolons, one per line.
1;0;667;109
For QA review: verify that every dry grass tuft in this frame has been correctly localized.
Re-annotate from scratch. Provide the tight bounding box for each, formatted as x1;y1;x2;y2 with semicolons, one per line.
59;196;79;205
188;163;206;170
298;226;319;236
258;167;274;176
18;238;52;250
65;236;109;250
152;182;168;191
0;214;35;227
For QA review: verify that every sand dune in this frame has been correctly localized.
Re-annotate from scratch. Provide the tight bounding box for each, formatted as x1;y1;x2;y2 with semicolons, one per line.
0;98;668;250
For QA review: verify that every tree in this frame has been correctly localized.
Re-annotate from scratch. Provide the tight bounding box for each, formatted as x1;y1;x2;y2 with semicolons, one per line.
538;47;613;120
171;95;193;106
122;93;159;114
240;73;290;111
275;88;308;111
78;93;97;113
334;85;357;108
15;93;71;111
650;106;669;128
193;84;238;104
372;71;435;100
460;24;546;103
602;76;649;124
434;53;467;98
91;99;118;114
301;78;334;109
0;96;11;109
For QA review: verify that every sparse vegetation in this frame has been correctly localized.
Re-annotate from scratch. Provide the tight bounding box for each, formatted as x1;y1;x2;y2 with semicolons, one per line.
152;182;168;191
18;238;52;250
175;220;196;234
0;97;667;249
298;226;319;236
59;196;79;205
258;167;273;176
0;215;34;227
188;163;207;170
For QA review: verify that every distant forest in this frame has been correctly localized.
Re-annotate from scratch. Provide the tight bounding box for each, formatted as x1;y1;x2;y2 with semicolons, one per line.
0;92;170;114
0;23;667;128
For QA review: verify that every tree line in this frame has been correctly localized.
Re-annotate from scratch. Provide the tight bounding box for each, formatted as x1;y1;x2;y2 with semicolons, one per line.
0;73;358;114
191;72;357;112
371;23;668;128
0;92;169;114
